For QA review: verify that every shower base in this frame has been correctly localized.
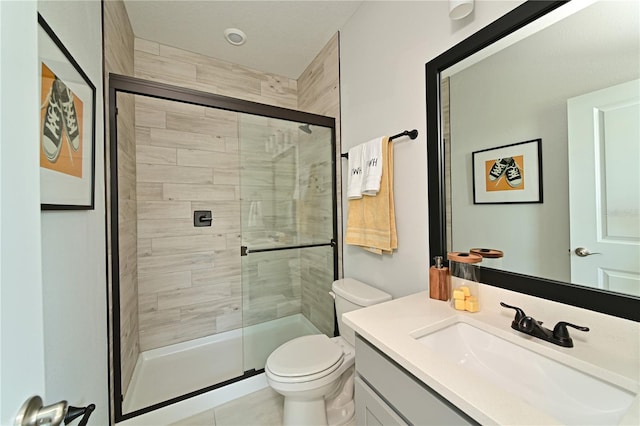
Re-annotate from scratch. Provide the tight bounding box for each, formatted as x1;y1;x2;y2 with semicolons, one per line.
123;313;320;415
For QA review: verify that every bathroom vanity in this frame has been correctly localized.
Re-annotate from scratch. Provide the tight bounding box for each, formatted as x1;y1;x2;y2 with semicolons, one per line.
355;335;475;425
344;290;640;425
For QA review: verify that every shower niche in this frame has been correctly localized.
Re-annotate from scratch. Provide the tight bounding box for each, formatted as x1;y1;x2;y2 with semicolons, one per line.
109;75;338;420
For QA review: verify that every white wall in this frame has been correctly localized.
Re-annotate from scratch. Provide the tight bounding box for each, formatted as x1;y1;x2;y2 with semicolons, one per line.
0;1;45;423
38;0;109;424
340;0;524;298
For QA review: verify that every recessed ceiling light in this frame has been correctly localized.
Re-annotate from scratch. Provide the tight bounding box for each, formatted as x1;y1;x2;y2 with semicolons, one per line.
224;28;247;46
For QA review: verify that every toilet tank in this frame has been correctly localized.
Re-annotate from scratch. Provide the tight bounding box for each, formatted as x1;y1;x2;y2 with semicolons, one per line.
332;278;392;346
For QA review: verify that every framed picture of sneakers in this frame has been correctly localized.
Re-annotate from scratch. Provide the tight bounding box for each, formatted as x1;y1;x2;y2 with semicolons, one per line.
471;139;543;204
38;14;96;210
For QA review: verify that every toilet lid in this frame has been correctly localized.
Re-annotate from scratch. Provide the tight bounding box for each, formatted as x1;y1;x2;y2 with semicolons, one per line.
267;335;343;377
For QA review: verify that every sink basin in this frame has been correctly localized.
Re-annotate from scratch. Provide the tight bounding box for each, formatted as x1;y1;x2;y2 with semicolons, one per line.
415;321;636;425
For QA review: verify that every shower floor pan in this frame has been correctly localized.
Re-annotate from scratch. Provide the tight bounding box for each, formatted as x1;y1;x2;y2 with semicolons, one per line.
123;313;320;414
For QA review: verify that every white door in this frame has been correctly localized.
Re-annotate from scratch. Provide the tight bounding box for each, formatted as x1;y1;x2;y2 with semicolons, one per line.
568;79;640;295
2;3;106;424
0;1;47;424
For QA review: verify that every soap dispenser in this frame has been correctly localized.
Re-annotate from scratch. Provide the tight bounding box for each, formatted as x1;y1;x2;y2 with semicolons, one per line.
429;256;450;301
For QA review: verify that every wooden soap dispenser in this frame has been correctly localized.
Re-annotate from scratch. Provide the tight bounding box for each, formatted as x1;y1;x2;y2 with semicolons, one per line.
429;256;450;301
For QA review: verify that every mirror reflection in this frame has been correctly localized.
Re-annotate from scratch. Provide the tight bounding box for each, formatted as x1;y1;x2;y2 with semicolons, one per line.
443;0;639;296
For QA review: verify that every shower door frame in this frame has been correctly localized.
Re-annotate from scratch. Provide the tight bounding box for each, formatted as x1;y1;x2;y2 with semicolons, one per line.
108;73;339;422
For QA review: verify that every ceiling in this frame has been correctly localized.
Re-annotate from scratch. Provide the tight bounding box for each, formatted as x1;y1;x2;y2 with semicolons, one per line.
123;1;363;79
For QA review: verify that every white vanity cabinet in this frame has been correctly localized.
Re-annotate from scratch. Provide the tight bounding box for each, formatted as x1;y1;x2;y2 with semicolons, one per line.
355;336;478;426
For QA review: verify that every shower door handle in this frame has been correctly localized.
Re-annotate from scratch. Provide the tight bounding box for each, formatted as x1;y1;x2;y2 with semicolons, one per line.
241;242;333;257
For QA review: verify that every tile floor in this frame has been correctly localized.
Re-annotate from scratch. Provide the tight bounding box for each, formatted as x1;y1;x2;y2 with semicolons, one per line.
171;388;284;426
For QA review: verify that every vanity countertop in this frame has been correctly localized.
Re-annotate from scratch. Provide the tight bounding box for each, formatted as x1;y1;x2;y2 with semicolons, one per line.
343;291;640;425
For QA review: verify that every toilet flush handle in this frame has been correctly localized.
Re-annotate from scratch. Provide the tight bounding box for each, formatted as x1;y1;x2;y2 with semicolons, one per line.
328;291;336;300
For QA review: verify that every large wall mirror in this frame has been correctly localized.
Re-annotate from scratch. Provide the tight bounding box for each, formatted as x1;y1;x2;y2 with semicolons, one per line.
426;0;639;321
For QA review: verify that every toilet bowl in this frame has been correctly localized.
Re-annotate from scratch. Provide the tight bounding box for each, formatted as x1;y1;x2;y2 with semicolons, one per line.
265;278;391;426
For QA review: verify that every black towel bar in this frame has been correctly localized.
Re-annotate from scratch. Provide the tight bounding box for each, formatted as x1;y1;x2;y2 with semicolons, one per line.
340;129;418;158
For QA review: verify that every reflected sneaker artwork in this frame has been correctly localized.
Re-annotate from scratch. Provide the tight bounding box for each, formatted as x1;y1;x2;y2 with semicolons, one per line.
506;162;523;187
57;79;81;151
41;84;63;163
488;157;513;181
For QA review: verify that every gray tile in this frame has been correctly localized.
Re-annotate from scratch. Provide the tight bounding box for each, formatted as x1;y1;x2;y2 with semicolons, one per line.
171;408;216;426
214;388;283;426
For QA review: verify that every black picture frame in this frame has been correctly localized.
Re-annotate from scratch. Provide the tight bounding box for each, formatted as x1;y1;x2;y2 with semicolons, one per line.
38;13;96;210
471;139;543;204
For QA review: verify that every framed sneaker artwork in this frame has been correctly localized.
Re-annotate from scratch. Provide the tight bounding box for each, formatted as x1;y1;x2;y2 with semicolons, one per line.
471;139;543;204
38;14;96;209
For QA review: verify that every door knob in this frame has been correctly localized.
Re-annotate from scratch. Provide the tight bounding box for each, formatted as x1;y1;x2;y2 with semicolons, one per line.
15;396;95;426
15;396;66;426
574;247;601;257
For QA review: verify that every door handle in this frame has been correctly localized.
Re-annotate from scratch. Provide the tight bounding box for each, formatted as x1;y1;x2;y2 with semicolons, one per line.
15;396;95;426
15;396;66;426
574;247;601;257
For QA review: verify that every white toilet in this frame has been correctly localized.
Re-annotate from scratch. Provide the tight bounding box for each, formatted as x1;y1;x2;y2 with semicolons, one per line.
265;278;392;426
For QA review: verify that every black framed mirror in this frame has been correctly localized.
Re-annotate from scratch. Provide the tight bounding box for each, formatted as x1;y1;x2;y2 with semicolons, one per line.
426;0;640;322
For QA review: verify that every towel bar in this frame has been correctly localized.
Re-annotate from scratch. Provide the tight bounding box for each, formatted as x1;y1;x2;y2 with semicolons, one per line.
340;129;418;158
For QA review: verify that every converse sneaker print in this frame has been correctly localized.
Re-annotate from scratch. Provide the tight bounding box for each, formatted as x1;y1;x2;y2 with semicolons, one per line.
505;162;523;187
41;83;63;162
488;157;513;181
58;81;80;151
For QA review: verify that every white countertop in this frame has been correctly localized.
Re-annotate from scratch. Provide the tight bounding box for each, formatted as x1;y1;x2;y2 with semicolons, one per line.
343;291;640;425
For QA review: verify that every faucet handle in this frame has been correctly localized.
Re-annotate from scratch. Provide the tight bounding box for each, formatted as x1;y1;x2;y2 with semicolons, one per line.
552;321;590;347
517;316;539;333
500;302;527;329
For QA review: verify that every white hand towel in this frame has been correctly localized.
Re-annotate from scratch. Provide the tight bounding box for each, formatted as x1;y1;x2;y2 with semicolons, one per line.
347;144;364;199
362;137;384;196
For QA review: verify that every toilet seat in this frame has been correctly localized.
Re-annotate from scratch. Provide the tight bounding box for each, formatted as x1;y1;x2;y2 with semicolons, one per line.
266;335;344;383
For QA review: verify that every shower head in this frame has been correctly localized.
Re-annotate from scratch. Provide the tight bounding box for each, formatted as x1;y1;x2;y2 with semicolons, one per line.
298;124;312;134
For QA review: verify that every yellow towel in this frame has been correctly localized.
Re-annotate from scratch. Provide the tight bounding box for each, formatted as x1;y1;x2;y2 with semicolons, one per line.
345;136;397;254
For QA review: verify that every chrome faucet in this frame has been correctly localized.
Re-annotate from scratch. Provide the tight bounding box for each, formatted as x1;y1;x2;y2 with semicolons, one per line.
500;302;589;348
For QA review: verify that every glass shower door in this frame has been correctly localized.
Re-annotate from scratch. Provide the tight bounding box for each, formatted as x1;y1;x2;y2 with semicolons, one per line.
110;73;339;419
238;113;337;372
114;91;246;415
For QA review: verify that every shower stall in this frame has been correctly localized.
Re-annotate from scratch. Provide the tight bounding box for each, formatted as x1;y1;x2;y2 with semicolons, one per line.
108;75;338;420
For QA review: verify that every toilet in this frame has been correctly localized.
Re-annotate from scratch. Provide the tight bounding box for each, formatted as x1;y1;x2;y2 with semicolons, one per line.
265;278;392;426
